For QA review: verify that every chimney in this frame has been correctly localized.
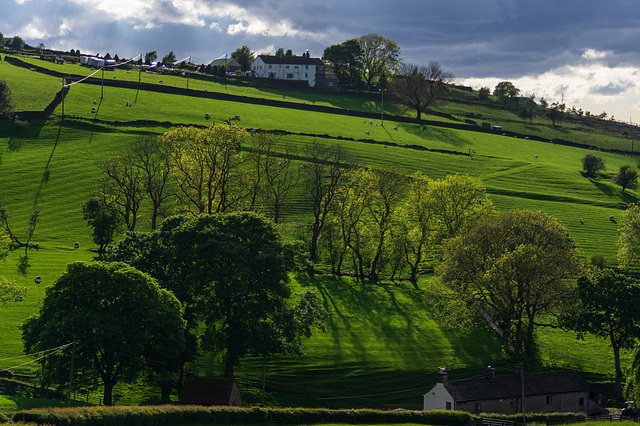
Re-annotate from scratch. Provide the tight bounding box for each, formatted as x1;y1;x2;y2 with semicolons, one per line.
486;365;496;379
515;363;523;377
436;367;448;384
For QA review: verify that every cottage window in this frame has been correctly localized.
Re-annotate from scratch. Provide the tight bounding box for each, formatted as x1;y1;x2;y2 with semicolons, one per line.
474;402;481;412
510;398;517;408
305;65;308;69
287;73;294;78
579;398;585;406
268;65;272;69
446;402;452;410
286;65;289;69
305;73;308;78
295;65;298;69
546;396;553;404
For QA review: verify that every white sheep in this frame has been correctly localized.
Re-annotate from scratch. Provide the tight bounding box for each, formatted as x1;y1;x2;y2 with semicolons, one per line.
393;127;398;130
366;131;370;135
91;107;97;112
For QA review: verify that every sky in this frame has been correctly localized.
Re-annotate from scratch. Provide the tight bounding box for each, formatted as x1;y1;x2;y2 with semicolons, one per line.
3;0;640;124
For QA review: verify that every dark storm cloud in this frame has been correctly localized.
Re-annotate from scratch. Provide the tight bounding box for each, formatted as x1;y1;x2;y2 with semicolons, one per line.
3;0;640;78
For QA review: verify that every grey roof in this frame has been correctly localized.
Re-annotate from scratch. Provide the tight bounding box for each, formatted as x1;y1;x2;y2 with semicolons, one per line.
208;58;241;67
256;55;324;66
445;371;591;402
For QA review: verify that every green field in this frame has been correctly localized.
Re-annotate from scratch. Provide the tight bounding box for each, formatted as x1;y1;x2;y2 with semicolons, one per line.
0;56;638;409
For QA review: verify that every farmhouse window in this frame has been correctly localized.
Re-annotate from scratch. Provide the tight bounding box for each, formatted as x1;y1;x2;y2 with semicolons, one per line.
546;396;553;404
287;73;294;78
474;402;481;411
510;398;517;408
446;402;452;410
579;398;585;406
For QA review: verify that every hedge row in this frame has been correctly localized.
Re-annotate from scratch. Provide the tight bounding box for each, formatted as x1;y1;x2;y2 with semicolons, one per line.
12;405;473;426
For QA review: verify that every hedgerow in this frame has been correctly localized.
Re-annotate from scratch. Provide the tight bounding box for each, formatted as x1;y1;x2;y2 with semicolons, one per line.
13;405;474;425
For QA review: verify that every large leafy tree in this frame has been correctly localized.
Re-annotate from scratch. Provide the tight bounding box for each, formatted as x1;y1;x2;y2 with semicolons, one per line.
358;33;401;86
231;45;254;71
437;209;579;360
322;39;363;86
389;61;454;120
612;165;638;192
561;269;640;396
162;51;177;66
111;212;326;379
144;50;157;65
493;81;520;100
617;203;640;267
21;261;185;406
581;153;605;178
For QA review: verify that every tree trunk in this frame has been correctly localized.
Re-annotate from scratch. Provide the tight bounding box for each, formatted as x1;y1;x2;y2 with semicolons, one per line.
103;378;116;406
613;345;623;397
224;357;235;379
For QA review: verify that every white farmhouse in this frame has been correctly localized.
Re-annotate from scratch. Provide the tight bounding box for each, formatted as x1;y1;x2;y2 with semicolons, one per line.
251;51;336;88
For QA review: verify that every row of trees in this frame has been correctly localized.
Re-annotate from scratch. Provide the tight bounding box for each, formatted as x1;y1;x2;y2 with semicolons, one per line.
86;125;498;283
23;212;327;406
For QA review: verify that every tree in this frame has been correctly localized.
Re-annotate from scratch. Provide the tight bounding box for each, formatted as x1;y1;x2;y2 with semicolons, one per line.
81;197;123;252
437;209;579;360
8;36;25;50
322;39;363;86
394;172;442;284
478;87;490;101
275;47;285;57
617;204;640;267
130;136;174;230
160;125;247;215
612;165;638;192
36;42;45;53
113;212;325;379
493;81;520;99
0;204;41;249
581;153;605;178
21;261;185;406
162;51;177;66
0;276;25;303
0;80;15;120
231;45;254;71
561;269;640;396
144;50;157;65
389;61;454;120
301;142;355;262
0;32;4;47
358;34;401;87
96;154;145;232
427;174;494;239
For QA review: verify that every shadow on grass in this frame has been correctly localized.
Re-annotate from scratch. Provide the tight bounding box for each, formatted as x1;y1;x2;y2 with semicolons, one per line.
404;124;469;147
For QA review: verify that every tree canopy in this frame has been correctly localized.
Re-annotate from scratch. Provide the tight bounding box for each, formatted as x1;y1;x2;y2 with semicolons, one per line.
162;51;177;66
0;80;14;120
493;81;520;99
358;33;400;86
437;209;579;360
21;261;185;406
617;203;640;267
561;268;640;396
322;39;363;86
110;211;326;379
612;165;638;192
231;45;254;71
581;153;605;178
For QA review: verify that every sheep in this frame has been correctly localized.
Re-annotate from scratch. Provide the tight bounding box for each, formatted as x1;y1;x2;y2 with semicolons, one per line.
363;120;367;124
91;107;97;112
158;80;163;83
366;131;370;135
93;100;97;105
369;121;373;125
610;215;615;220
525;137;530;140
393;127;398;130
579;218;583;222
113;75;116;79
74;242;80;248
534;155;538;158
34;276;42;284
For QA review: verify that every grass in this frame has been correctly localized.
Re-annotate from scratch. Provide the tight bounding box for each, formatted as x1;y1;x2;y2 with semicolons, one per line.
0;56;639;408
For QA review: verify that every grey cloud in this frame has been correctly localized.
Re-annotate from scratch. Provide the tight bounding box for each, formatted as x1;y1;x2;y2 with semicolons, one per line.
590;81;636;96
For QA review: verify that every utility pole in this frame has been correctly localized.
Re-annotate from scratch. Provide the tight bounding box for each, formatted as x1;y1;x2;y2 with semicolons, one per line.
101;67;104;98
138;53;142;84
61;78;65;120
379;88;387;126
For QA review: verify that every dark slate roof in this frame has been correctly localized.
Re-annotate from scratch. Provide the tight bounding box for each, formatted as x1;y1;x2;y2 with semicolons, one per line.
256;55;324;66
179;378;237;405
445;371;590;402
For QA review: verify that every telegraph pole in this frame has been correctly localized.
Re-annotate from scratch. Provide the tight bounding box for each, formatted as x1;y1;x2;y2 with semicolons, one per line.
379;88;387;126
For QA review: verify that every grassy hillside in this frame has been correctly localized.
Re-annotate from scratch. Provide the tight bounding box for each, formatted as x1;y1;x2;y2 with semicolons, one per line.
0;56;638;408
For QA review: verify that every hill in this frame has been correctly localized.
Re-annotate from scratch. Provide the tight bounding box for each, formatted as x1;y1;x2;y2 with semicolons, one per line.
0;54;637;408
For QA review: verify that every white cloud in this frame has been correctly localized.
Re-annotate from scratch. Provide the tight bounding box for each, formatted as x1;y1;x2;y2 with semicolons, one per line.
461;62;640;123
19;17;49;39
582;49;610;60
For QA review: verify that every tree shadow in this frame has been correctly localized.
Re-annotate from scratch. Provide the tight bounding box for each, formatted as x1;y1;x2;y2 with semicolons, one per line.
33;122;62;206
16;252;29;276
